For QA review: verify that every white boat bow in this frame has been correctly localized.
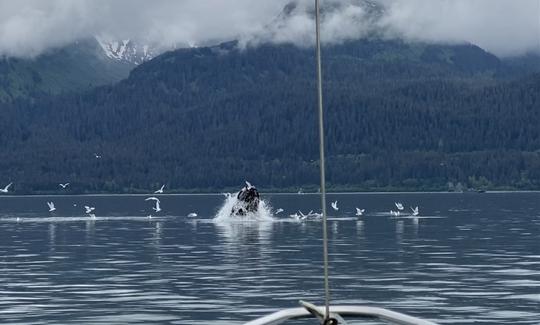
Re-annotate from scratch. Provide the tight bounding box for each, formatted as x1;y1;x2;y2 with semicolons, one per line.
245;303;439;325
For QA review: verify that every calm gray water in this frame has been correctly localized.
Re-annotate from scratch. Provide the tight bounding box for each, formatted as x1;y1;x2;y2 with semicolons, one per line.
0;192;539;324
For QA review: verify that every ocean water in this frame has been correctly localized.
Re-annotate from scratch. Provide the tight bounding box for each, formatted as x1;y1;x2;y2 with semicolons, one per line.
0;192;539;324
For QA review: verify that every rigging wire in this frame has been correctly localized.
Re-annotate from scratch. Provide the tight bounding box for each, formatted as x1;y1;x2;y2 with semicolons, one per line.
315;0;331;322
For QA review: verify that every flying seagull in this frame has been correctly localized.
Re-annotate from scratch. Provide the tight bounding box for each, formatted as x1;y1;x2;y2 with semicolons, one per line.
245;181;253;189
331;200;339;211
84;206;95;214
411;206;419;216
298;210;312;220
145;197;161;212
0;182;13;193
355;208;365;216
47;202;56;212
275;208;284;215
395;202;404;210
187;212;198;218
289;212;301;220
154;184;165;194
59;183;70;189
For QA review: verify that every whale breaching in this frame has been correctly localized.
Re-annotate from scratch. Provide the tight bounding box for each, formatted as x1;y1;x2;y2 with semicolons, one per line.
230;181;260;216
214;181;272;221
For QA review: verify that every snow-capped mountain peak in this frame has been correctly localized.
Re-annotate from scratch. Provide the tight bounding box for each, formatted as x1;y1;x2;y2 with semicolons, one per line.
96;37;155;65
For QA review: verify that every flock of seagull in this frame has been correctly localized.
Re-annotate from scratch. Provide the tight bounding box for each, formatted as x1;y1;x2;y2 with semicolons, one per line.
390;202;419;217
1;181;419;221
283;200;419;221
0;182;180;220
46;196;98;219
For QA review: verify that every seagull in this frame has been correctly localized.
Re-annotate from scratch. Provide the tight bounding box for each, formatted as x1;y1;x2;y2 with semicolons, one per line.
89;213;96;219
187;212;198;218
47;202;56;212
145;197;161;212
84;206;95;214
308;211;322;218
245;181;253;189
0;182;13;193
154;184;165;194
275;208;284;215
147;215;152;219
355;208;365;216
59;183;70;189
331;200;339;211
298;210;310;220
289;212;302;220
390;210;401;217
94;153;101;159
298;210;322;220
395;202;404;210
411;206;419;216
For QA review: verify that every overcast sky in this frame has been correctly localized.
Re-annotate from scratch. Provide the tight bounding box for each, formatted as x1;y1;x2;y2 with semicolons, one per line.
0;0;539;58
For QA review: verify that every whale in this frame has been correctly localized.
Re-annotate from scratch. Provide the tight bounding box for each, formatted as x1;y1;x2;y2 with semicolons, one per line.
230;181;260;216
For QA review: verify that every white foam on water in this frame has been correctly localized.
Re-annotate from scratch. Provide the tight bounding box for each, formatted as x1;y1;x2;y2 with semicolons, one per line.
1;216;168;223
213;195;274;222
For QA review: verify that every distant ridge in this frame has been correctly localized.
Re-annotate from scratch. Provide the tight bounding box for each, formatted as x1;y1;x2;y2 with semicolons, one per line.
0;38;135;102
1;37;540;193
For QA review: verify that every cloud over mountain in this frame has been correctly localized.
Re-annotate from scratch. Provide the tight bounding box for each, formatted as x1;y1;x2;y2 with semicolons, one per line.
0;0;538;58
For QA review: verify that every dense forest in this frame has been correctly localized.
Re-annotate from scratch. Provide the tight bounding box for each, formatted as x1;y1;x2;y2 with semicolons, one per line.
0;39;539;194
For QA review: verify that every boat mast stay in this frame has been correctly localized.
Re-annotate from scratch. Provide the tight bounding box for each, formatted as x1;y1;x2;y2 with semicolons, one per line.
315;0;332;323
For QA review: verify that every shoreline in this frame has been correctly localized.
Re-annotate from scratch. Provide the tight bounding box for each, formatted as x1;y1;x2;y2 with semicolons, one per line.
2;190;540;197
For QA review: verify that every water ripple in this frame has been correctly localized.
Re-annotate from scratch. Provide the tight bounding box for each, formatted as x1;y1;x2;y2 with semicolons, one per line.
0;193;539;324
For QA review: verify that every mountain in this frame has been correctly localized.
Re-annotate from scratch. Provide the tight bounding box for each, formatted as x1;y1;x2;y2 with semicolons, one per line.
1;38;540;193
0;38;135;103
502;53;540;76
95;37;157;65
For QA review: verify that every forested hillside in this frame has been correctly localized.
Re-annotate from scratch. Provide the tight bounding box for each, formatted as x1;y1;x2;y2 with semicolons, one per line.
0;39;134;103
1;39;539;193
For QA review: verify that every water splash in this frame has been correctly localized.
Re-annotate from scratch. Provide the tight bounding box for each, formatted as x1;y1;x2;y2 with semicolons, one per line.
213;194;274;222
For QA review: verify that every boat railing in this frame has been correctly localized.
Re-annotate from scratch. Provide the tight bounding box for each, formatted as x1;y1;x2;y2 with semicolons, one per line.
244;302;439;325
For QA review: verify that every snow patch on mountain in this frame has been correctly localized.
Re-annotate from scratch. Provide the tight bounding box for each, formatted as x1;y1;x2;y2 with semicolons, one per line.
96;36;156;65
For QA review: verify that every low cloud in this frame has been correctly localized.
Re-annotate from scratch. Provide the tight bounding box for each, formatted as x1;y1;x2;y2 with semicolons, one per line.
0;0;538;58
0;0;289;57
381;0;540;57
